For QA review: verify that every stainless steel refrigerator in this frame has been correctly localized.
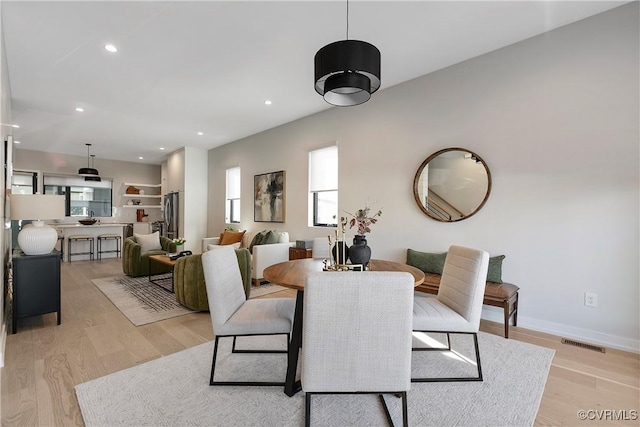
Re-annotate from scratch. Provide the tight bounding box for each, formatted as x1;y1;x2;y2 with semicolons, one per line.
164;192;179;240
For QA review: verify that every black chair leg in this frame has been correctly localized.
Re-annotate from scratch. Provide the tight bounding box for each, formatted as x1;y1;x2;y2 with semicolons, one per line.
411;331;483;382
379;392;408;427
209;336;220;385
401;391;408;427
380;395;393;426
473;332;483;381
305;393;312;427
210;335;287;386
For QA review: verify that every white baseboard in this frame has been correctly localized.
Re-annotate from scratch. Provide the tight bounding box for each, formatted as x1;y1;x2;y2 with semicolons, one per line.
481;306;639;354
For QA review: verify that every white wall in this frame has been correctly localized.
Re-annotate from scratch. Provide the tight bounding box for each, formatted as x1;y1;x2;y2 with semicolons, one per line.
0;2;11;367
163;147;207;253
207;4;639;352
184;147;207;253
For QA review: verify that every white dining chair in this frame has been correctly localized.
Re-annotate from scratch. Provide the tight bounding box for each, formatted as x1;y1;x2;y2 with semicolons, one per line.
412;245;489;382
202;245;296;386
302;271;414;427
311;237;330;260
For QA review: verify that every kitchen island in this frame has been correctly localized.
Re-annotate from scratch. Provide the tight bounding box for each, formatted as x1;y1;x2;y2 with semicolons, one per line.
56;223;129;262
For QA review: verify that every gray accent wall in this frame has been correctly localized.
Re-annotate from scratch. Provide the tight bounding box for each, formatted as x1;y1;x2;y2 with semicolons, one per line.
207;4;639;351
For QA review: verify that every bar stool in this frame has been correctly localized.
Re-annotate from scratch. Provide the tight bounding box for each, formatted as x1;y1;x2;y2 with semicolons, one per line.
57;233;64;261
97;234;121;260
68;235;94;261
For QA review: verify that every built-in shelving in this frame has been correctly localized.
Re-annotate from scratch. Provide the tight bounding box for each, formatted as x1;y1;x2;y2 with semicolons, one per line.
123;182;162;188
121;182;162;209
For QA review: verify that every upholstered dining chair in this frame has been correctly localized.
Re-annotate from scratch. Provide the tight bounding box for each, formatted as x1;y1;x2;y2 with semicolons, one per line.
302;271;414;427
311;237;330;260
201;245;296;386
412;245;489;382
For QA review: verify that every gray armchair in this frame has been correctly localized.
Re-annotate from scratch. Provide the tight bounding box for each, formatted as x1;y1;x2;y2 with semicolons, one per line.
122;236;176;277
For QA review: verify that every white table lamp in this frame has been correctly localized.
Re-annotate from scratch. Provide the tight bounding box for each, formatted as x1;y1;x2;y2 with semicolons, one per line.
11;194;65;255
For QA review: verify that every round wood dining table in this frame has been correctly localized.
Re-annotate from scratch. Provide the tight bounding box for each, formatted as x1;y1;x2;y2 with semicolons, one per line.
263;258;425;397
264;258;425;290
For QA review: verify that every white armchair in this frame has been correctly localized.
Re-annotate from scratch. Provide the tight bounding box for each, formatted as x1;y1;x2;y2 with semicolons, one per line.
202;230;294;286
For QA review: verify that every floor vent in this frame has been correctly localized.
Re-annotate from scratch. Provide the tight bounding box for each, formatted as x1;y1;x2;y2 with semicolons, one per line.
561;338;606;353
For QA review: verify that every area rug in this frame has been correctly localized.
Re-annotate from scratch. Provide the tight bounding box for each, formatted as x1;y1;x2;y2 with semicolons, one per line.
75;332;555;426
92;276;288;327
91;276;194;326
250;282;288;298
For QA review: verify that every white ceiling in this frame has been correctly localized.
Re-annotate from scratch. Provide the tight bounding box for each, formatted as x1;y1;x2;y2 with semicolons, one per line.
2;1;626;165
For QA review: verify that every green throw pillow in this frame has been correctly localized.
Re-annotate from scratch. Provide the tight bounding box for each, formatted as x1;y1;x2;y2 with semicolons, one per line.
487;255;505;283
249;230;269;254
406;249;447;275
262;230;280;245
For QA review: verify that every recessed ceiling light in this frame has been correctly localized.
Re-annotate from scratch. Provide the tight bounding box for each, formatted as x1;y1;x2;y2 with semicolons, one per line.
264;100;272;105
197;131;204;136
104;44;118;53
138;156;143;160
75;107;84;112
11;124;19;128
14;140;20;144
159;147;165;151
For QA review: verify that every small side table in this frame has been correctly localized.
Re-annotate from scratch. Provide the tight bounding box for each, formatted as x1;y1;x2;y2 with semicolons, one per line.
12;251;61;334
148;254;177;293
289;247;312;260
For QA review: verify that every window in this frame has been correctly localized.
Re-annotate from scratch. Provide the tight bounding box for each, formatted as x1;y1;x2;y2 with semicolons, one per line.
225;167;241;224
11;171;37;195
44;175;113;217
309;145;338;227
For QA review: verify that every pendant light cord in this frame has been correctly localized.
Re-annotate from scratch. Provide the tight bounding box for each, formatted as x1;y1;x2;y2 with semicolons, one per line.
346;0;349;40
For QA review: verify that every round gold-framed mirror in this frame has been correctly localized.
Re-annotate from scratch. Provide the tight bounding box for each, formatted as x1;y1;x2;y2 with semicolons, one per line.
413;147;492;222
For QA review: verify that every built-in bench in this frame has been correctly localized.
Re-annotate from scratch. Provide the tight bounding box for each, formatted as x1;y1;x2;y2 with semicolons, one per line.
407;248;519;338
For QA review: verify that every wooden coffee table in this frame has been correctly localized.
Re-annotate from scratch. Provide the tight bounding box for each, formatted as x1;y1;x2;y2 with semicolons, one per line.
263;258;425;397
148;254;177;293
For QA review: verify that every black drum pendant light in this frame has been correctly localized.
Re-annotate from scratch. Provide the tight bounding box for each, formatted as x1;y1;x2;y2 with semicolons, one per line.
78;143;101;181
314;0;380;107
85;155;101;182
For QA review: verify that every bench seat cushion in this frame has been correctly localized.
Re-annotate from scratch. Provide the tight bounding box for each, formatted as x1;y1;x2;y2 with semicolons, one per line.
420;272;519;301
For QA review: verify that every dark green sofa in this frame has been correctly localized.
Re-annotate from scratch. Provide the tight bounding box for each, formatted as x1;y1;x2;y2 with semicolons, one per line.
122;236;177;277
173;248;251;311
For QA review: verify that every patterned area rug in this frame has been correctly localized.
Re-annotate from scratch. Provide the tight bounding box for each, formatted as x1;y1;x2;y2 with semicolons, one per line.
91;275;193;326
92;276;288;326
76;332;555;426
250;282;288;298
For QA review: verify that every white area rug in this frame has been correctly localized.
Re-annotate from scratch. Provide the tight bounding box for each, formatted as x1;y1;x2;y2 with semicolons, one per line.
76;332;554;426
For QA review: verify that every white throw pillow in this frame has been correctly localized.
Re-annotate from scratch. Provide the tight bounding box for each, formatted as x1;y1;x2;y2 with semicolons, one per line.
278;231;289;243
135;231;162;252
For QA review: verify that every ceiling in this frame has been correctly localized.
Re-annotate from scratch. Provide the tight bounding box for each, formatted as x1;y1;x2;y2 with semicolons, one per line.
2;1;626;165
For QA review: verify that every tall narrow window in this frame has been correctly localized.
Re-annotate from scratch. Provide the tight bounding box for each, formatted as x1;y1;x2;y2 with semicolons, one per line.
309;145;338;227
226;167;241;224
11;170;37;195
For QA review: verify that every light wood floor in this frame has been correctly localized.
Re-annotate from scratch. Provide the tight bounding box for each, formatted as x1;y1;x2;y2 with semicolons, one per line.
1;258;638;426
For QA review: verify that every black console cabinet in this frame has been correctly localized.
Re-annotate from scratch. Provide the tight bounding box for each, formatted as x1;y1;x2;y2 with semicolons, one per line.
12;251;61;334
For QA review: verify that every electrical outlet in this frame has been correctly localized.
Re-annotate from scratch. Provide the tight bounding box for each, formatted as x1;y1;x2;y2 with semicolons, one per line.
585;292;598;307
